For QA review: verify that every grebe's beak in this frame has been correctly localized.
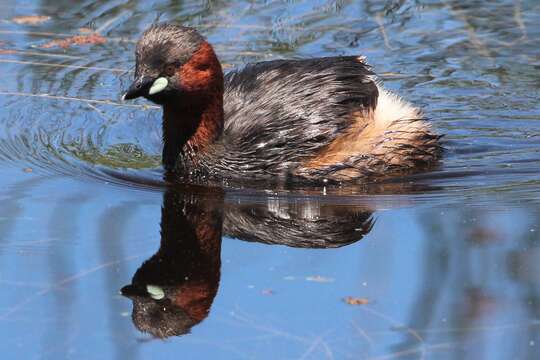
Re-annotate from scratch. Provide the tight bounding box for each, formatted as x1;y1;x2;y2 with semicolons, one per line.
122;76;169;101
122;76;154;101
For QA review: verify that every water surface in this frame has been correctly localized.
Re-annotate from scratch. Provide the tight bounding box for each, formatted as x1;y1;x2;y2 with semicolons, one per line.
0;0;539;359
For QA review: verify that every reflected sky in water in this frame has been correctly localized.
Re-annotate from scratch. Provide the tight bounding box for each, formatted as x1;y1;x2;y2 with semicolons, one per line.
0;173;538;359
0;0;539;359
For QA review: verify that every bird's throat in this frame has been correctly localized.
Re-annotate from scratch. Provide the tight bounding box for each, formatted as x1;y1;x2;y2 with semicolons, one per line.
162;95;223;172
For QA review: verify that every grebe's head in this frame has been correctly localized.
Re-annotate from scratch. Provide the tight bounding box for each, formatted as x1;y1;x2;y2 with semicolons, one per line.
123;23;223;106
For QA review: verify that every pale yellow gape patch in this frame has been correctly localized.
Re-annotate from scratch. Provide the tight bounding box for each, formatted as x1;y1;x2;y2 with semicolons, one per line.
149;77;168;95
146;284;165;300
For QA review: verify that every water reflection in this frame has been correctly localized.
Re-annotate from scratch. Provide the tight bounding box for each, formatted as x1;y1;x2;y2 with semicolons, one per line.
1;0;539;357
121;187;223;338
121;186;374;337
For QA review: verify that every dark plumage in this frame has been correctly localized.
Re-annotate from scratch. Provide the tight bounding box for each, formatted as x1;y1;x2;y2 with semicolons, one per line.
123;23;442;183
215;57;379;177
223;199;374;248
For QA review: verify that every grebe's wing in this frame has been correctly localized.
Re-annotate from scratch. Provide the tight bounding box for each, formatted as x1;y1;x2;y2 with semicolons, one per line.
222;57;378;169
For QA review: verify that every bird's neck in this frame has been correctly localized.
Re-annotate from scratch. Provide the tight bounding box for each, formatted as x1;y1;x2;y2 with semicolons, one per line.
161;40;224;172
162;93;223;171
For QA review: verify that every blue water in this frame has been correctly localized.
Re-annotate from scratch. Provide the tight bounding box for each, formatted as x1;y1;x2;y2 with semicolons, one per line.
0;0;539;359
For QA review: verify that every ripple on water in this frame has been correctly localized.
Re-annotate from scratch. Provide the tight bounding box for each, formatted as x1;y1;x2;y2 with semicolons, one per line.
0;4;540;357
0;0;538;202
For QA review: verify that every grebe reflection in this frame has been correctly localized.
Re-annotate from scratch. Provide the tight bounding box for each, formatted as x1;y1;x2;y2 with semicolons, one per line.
121;187;374;338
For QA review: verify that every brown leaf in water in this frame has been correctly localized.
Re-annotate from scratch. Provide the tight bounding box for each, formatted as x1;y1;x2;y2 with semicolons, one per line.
0;41;7;54
0;41;14;54
343;296;369;305
23;167;33;173
261;289;274;296
306;275;334;283
78;28;94;34
12;15;51;25
41;33;106;49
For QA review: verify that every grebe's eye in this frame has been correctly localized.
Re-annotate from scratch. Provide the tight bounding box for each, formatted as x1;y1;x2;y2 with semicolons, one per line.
164;64;176;77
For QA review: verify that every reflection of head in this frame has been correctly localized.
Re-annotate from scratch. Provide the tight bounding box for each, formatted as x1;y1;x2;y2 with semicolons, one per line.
121;186;224;338
122;285;196;337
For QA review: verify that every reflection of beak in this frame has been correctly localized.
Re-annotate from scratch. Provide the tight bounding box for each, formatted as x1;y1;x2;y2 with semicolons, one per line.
122;76;154;100
120;284;146;299
120;284;166;300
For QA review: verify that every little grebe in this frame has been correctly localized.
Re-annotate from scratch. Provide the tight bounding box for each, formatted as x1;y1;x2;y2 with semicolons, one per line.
123;23;442;182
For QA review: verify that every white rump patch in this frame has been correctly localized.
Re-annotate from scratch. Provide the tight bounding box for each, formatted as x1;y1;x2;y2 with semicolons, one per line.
374;86;422;127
